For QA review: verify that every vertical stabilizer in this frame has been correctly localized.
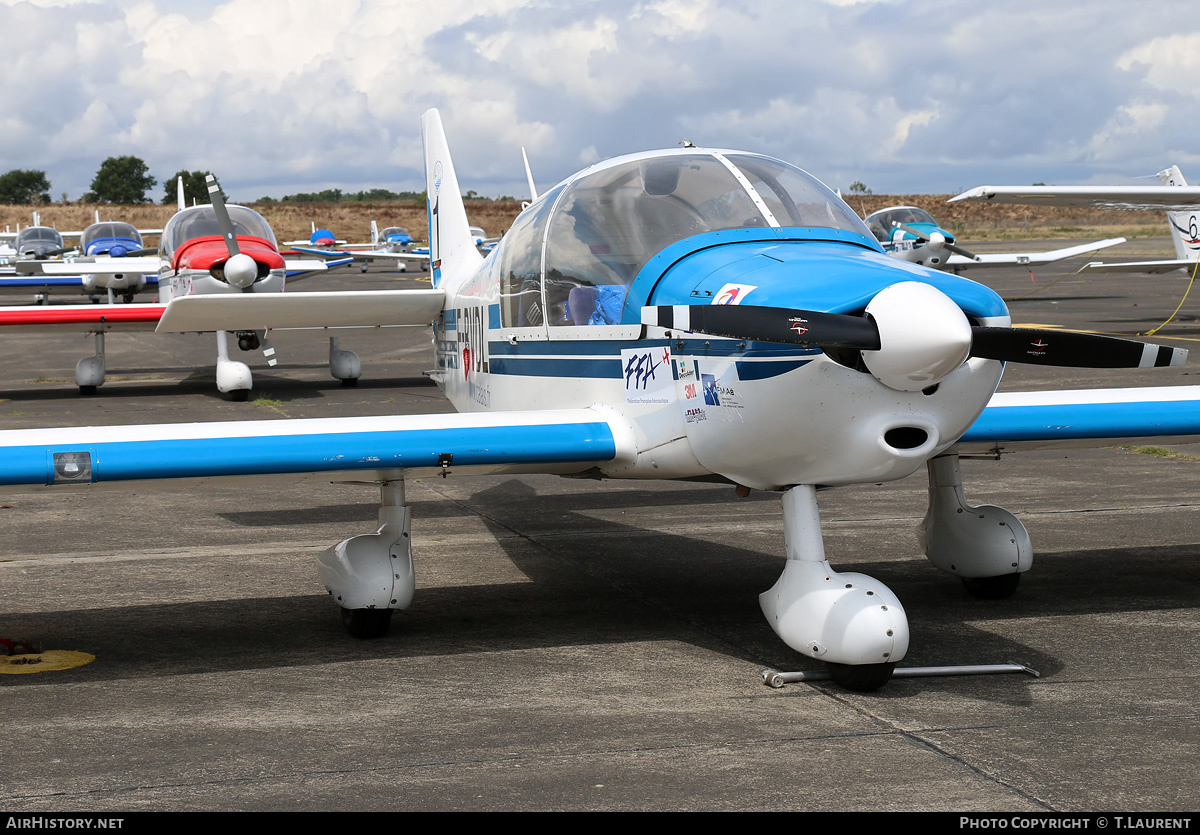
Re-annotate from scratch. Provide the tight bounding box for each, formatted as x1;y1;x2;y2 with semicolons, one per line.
421;108;482;288
177;176;186;212
522;147;539;202
371;220;379;247
1159;166;1199;262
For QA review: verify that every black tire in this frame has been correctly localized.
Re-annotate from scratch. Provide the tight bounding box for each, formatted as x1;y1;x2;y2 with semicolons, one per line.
341;607;392;639
340;377;359;387
961;573;1021;600
79;385;98;396
825;661;895;692
230;389;250;402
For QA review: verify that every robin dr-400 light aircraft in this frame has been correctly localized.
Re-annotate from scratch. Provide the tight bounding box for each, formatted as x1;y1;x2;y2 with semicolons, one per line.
3;109;1200;691
4;177;370;398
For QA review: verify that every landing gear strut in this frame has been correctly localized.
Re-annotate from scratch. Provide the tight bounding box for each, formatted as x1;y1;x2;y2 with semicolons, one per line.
76;332;105;395
921;453;1031;593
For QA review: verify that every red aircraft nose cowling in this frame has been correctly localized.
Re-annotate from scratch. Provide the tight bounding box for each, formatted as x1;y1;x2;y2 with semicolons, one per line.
172;235;285;273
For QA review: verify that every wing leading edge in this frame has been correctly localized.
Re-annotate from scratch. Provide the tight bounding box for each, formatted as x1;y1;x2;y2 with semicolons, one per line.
0;409;633;487
957;386;1200;452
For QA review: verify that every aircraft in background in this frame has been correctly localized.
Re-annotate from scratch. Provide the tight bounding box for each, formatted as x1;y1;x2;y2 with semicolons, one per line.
288;220;429;273
864;205;1124;272
4;176;363;399
2;110;1198;692
953;166;1200;276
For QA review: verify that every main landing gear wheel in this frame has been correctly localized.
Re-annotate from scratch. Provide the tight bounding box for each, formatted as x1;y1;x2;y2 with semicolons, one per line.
340;377;358;387
79;385;97;396
825;661;896;692
341;607;393;639
961;573;1021;600
230;389;250;402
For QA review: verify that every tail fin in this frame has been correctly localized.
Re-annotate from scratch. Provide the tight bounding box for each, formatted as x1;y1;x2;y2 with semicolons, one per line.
421;108;482;288
177;176;186;212
522;147;538;202
370;219;379;247
1159;166;1199;262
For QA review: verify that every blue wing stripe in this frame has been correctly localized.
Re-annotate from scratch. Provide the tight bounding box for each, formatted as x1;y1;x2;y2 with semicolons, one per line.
0;422;617;486
963;399;1200;443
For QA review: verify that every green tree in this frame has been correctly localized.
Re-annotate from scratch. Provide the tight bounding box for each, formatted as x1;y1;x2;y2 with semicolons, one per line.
84;156;156;203
0;169;51;204
162;170;224;206
848;180;872;195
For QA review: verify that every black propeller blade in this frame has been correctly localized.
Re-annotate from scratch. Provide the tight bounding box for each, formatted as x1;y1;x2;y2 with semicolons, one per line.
643;305;1186;370
971;327;1185;368
648;304;879;349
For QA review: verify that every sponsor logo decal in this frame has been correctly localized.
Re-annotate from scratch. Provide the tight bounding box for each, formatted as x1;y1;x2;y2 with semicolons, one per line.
713;283;756;306
622;347;675;404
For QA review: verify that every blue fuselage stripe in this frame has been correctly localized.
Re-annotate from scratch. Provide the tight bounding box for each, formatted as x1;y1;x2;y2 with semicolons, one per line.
963;401;1200;442
0;423;617;486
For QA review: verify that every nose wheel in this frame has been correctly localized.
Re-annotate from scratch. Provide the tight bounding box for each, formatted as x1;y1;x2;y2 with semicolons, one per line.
961;573;1021;599
341;607;393;639
825;661;896;692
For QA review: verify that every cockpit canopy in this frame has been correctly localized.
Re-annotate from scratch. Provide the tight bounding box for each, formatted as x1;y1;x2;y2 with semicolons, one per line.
160;205;277;262
380;227;411;242
15;226;64;255
498;149;870;327
81;222;142;253
864;206;939;242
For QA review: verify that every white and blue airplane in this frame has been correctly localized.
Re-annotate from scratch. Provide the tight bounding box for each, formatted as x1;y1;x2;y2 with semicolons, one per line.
864;205;1125;272
2;109;1198;691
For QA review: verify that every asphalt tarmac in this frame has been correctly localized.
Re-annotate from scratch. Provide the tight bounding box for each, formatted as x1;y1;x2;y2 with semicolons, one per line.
1;244;1198;812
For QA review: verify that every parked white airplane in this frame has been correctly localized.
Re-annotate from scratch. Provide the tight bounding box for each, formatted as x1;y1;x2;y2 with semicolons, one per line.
864;205;1124;272
5;177;358;398
2;110;1197;691
951;167;1200;274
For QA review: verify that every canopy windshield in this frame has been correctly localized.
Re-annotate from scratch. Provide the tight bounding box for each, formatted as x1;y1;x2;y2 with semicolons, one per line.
161;205;277;261
498;149;873;328
15;227;63;248
865;207;939;241
81;222;141;250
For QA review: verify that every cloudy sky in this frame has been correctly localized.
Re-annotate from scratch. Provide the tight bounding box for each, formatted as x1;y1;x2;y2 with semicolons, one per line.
2;0;1197;202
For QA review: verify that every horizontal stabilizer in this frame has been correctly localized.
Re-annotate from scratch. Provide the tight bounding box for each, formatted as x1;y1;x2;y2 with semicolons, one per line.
156;289;445;332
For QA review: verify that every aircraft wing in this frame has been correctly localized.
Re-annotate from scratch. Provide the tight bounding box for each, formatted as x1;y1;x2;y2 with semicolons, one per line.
15;257;161;276
0;408;630;487
156;289;445;332
0;275;159;296
1076;259;1197;275
0;303;163;333
944;238;1126;269
290;245;430;264
949;185;1200;211
956;386;1200;453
